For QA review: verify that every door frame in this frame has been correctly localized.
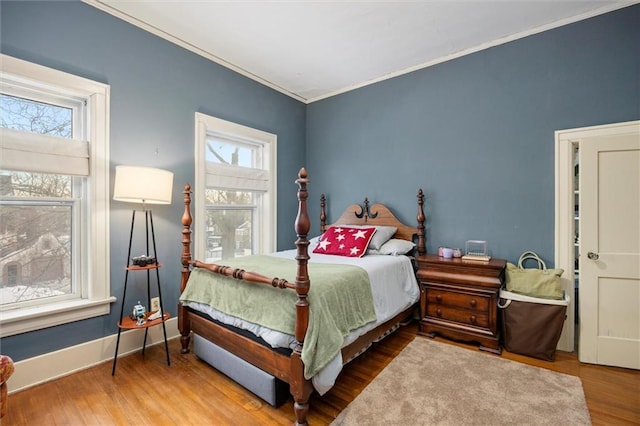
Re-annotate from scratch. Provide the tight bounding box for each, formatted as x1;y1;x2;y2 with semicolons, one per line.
554;120;640;353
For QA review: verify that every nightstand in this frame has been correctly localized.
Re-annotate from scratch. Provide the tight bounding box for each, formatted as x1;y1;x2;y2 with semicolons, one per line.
415;254;506;354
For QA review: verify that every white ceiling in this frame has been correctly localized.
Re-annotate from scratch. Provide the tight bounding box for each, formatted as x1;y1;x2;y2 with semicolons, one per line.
87;1;634;103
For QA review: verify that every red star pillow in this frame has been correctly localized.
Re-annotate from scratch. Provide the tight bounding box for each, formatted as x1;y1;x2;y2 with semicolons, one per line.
312;226;376;258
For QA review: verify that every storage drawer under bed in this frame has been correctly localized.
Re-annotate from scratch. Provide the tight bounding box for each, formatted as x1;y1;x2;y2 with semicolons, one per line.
193;334;290;407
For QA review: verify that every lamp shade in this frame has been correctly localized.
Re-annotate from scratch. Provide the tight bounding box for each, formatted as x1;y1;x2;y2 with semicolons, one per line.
113;165;173;205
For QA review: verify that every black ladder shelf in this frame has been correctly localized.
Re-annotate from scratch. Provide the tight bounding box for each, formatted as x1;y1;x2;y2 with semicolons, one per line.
112;209;170;375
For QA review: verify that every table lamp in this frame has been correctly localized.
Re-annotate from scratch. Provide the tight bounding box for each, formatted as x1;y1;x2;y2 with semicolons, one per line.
113;165;173;263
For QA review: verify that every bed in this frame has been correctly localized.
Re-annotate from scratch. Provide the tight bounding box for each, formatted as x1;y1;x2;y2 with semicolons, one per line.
178;168;426;425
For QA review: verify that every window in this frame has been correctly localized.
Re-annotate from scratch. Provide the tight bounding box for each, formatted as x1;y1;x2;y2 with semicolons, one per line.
5;264;19;286
195;113;276;261
0;54;112;337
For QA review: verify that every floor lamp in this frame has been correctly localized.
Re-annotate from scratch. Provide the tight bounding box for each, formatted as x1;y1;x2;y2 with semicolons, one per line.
112;165;173;375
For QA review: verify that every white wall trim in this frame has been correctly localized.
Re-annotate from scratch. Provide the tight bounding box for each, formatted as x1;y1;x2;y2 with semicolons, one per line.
554;132;577;352
308;3;637;103
84;0;636;104
82;0;305;103
6;317;179;393
0;297;116;337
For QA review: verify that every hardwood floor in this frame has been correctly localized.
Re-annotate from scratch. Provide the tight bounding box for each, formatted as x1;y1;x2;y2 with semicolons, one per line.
4;323;639;425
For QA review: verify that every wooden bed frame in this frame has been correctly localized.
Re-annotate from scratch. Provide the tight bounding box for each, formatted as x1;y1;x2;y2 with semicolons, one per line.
179;168;426;425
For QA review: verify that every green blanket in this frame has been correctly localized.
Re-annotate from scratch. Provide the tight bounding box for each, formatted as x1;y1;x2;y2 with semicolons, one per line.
180;255;376;379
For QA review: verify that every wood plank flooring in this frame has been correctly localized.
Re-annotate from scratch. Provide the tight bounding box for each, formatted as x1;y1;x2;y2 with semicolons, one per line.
4;323;639;425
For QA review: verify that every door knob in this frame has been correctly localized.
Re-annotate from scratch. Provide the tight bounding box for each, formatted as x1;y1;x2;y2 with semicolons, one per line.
587;251;599;260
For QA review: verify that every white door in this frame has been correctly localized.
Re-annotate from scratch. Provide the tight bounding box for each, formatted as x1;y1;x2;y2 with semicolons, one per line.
579;122;640;369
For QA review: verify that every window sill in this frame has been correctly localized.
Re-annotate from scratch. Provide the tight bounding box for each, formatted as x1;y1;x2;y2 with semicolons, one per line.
0;297;117;338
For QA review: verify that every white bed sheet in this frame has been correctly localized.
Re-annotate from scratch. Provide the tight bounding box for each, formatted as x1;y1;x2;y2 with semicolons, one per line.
183;247;419;394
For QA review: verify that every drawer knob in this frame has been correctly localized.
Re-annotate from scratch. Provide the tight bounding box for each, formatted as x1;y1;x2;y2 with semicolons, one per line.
435;294;442;303
470;299;477;308
470;315;477;324
436;309;442;317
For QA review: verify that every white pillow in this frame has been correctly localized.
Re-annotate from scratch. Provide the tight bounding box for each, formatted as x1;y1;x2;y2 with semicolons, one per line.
376;238;416;256
345;225;397;250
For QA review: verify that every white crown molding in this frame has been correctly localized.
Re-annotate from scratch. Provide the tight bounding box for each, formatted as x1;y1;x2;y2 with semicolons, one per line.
83;1;638;104
306;2;638;103
82;0;306;103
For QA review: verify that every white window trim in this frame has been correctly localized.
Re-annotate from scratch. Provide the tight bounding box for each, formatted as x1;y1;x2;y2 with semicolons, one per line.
0;54;114;337
194;112;277;260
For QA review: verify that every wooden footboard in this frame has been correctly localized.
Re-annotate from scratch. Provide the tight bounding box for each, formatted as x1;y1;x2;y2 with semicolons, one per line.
179;168;313;425
179;168;426;425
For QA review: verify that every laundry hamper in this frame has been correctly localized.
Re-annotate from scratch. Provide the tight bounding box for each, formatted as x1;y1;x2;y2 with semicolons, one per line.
499;289;570;361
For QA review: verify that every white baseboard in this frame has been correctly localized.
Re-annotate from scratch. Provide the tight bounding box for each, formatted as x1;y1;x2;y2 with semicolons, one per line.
6;317;180;393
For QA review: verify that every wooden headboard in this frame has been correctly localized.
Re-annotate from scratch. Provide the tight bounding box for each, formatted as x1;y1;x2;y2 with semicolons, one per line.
319;190;426;255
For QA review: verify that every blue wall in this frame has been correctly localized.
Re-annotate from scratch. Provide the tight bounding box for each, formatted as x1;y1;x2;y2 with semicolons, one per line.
1;1;638;362
0;1;306;361
306;4;639;261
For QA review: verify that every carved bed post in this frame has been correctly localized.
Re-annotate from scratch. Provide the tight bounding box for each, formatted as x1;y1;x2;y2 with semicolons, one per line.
319;193;327;234
179;184;193;353
291;168;313;426
416;188;426;255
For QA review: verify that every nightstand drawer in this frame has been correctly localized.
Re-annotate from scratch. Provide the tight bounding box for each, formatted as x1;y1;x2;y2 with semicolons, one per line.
426;304;490;328
426;288;489;312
